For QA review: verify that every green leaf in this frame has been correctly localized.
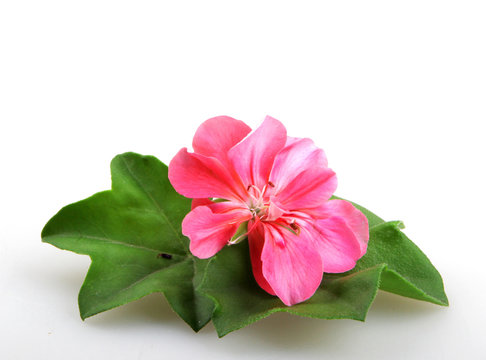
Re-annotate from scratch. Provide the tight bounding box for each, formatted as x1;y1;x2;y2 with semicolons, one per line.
43;153;447;336
42;152;214;331
352;221;449;306
199;242;387;337
200;202;448;337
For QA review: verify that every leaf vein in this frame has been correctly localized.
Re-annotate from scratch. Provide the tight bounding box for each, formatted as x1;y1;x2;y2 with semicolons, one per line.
119;156;186;249
43;233;178;254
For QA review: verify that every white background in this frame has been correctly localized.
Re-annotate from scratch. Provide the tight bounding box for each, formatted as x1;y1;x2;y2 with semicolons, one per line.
1;1;485;359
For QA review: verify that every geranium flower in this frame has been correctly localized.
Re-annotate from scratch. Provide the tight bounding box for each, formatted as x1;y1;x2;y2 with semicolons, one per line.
168;116;369;306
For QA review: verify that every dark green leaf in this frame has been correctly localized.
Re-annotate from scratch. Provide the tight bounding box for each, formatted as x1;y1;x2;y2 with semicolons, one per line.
200;242;386;337
42;152;214;331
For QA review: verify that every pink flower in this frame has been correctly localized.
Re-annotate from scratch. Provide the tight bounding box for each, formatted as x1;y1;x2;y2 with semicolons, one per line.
168;116;369;306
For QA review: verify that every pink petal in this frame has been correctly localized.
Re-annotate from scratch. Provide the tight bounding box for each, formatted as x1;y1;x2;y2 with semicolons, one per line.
192;116;252;167
309;199;369;255
206;200;248;214
269;137;328;194
169;148;247;201
191;198;213;210
228;116;287;190
309;216;363;273
283;136;301;147
274;166;337;210
183;204;252;259
248;219;276;296
266;201;285;222
260;223;323;306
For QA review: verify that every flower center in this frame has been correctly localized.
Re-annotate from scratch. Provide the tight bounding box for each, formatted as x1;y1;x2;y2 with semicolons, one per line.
246;183;271;218
245;182;291;224
244;182;302;236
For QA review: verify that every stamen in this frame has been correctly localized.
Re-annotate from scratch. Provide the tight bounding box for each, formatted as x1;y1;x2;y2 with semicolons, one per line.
228;232;247;245
228;224;249;245
248;192;260;207
247;184;262;198
274;221;301;236
260;183;271;198
268;181;275;188
246;184;273;219
290;222;301;235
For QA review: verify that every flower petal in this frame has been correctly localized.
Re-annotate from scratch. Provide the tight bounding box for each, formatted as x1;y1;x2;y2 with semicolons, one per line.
248;219;276;296
192;116;252;167
309;199;369;255
228;116;287;190
310;216;363;273
191;198;214;210
269;137;328;194
274;166;337;210
183;204;251;259
169;148;247;201
266;201;285;222
260;224;323;306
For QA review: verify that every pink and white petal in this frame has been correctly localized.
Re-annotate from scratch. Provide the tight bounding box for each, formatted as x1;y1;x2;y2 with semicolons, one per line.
308;200;369;255
192;116;252;166
228;116;287;190
309;216;363;273
284;136;301;147
261;224;323;306
169;148;247;201
270;137;328;194
265;201;286;222
248;219;276;296
274;166;337;210
183;205;252;259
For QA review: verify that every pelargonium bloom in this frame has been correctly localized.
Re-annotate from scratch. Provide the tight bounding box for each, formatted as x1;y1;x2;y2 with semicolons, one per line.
168;116;369;306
